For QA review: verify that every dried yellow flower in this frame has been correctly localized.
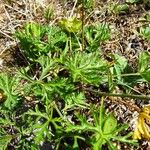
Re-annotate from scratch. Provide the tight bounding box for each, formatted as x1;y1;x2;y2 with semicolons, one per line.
133;106;150;140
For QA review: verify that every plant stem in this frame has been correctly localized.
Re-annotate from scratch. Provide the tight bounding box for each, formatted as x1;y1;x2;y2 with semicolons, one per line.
81;0;84;51
54;102;65;120
84;88;150;100
114;73;141;77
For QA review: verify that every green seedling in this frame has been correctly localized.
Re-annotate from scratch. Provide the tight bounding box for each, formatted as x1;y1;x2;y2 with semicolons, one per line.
44;4;54;22
16;23;67;60
16;22;47;60
109;3;129;14
85;23;110;52
138;26;150;39
138;52;150;82
77;0;95;9
145;13;150;21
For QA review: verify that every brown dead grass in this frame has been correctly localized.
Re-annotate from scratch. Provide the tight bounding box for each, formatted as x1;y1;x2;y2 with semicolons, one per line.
0;0;61;68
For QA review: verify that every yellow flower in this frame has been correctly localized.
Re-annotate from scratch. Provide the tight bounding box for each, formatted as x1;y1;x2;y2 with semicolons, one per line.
133;106;150;140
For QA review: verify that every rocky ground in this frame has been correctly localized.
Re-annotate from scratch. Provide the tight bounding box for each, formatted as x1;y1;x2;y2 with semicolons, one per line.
0;0;150;149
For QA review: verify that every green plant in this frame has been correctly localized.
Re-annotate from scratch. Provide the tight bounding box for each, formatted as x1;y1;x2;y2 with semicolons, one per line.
77;0;95;10
16;22;47;60
59;17;82;33
64;100;138;150
25;103;63;144
44;4;54;22
16;22;67;61
2;2;150;149
0;73;20;110
62;51;108;85
108;2;129;15
144;13;150;21
138;51;150;82
143;0;150;6
85;23;110;52
138;26;150;40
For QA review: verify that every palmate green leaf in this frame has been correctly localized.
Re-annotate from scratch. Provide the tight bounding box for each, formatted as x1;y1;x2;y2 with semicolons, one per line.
26;105;48;119
19;66;75;101
0;114;15;126
112;132;138;145
63;51;108;85
33;121;52;144
25;22;44;39
36;55;57;81
85;23;110;52
47;25;67;51
16;22;48;60
0;73;19;110
138;52;150;81
110;54;128;80
103;114;117;134
0;118;12;125
16;23;67;60
44;78;75;97
85;23;110;43
65;114;96;133
140;69;150;82
0;113;22;149
26;108;52;144
25;105;62;144
63;92;89;111
139;26;150;39
64;102;137;149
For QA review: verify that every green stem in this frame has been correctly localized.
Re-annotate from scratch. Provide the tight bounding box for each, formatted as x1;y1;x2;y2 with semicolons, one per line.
114;73;140;77
69;33;72;52
118;81;143;95
84;88;150;100
81;0;84;51
54;102;65;120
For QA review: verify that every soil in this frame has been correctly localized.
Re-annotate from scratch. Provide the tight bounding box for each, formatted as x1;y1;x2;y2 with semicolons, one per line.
0;0;150;149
